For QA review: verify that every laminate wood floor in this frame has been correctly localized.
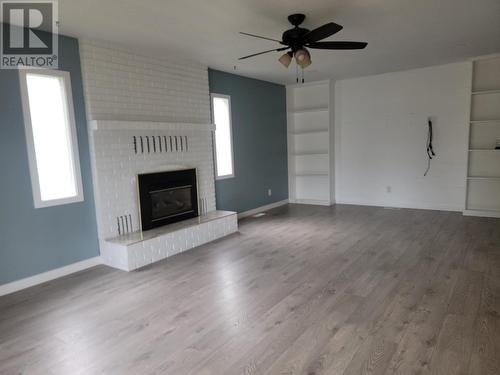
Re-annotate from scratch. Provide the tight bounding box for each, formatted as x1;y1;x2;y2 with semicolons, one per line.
1;204;500;375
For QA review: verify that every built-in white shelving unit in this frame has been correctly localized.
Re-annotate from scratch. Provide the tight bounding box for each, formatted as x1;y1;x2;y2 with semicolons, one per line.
287;80;334;206
464;55;500;217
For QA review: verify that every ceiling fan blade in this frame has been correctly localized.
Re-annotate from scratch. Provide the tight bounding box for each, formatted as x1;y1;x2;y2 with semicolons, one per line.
238;47;288;60
239;32;282;43
307;41;368;50
304;22;343;43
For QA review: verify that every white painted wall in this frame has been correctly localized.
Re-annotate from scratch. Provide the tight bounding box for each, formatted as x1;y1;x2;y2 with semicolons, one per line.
334;62;472;211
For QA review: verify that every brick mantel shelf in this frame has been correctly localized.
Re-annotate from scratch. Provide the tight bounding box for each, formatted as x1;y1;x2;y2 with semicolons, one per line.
89;120;216;132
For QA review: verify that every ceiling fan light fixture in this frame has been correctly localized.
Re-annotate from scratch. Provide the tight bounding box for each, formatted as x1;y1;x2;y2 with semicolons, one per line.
278;51;292;68
295;48;311;68
300;57;312;68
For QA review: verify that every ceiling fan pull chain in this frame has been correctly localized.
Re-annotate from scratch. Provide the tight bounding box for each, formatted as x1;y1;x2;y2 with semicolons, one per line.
302;66;305;83
296;63;299;83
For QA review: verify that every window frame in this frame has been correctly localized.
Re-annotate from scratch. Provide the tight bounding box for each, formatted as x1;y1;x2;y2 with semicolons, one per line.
210;93;235;180
19;69;84;208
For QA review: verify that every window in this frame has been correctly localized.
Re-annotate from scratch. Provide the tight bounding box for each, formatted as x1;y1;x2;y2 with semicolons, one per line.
211;94;234;179
19;69;84;208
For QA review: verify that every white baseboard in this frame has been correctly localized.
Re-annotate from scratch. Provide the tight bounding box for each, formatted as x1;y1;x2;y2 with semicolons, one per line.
463;209;500;218
0;256;102;297
238;199;289;219
290;199;333;206
335;198;462;212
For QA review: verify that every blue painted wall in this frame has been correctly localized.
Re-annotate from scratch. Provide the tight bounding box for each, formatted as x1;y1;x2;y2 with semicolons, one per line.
0;35;99;285
208;69;288;213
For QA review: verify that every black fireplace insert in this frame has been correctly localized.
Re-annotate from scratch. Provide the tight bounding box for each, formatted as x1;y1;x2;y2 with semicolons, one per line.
138;169;198;231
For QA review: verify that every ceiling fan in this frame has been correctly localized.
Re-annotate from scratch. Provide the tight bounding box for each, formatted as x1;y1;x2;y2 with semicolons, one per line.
239;13;367;70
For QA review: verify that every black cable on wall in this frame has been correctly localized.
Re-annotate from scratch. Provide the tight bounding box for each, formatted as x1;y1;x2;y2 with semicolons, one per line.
424;118;436;176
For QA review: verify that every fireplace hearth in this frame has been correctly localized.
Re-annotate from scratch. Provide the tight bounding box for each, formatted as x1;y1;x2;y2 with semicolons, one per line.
138;169;198;230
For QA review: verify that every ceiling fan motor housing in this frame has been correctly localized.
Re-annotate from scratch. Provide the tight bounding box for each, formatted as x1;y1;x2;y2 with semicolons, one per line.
282;13;309;52
282;27;309;52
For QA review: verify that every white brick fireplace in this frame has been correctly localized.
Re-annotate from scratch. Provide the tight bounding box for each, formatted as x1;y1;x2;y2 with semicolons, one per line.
80;40;237;270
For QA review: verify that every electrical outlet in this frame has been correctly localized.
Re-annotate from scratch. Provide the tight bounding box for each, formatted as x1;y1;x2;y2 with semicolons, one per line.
268;189;272;196
386;186;392;193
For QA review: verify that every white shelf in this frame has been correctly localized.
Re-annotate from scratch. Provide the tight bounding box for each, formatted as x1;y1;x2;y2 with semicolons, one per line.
292;129;328;135
295;172;329;176
468;150;500;178
467;176;500;181
470;119;500;124
468;149;500;152
289;106;329;114
465;57;500;215
470;121;500;149
472;58;500;92
471;91;500;122
471;89;500;95
292;152;329;156
287;81;332;206
290;110;329;134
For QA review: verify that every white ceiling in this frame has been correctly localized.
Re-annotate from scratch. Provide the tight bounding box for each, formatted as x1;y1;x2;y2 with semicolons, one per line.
59;0;500;84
